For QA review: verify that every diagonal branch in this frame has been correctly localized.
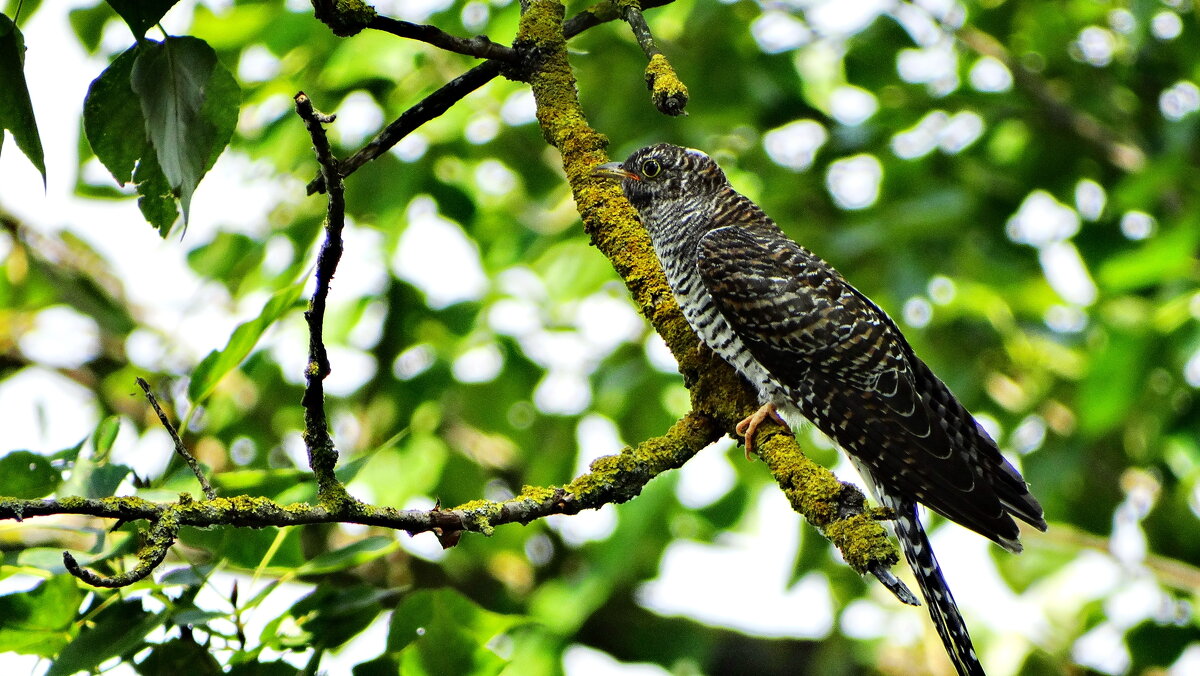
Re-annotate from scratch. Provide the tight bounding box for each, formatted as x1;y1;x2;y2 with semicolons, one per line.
368;15;518;61
954;24;1145;172
137;377;216;500
307;0;679;195
515;0;913;603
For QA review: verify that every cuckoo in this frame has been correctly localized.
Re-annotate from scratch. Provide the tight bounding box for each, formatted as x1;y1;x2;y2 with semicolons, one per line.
595;143;1046;676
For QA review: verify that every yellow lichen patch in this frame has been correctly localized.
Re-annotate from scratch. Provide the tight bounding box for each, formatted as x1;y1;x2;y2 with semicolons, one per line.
644;53;689;116
824;513;899;574
450;499;504;536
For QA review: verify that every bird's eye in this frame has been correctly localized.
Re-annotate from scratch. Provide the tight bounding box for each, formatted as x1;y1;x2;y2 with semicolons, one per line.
640;159;662;178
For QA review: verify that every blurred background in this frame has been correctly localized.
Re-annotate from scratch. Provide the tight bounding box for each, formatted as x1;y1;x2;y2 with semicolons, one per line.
0;0;1198;673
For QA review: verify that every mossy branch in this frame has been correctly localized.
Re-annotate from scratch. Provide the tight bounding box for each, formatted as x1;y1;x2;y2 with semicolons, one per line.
0;412;716;555
517;0;911;601
616;0;689;115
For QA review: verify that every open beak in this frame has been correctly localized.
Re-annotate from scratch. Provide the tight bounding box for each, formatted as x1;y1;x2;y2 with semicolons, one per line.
593;162;639;181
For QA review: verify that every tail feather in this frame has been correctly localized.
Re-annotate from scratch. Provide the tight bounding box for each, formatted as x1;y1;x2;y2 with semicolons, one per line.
890;496;986;676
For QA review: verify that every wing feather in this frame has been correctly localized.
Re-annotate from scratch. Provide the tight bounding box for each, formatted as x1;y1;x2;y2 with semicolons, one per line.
695;225;1037;546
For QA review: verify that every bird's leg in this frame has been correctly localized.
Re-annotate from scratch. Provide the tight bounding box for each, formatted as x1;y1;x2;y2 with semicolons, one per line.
735;402;788;459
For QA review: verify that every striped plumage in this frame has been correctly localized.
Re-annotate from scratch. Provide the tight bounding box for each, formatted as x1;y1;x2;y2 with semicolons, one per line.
595;144;1046;676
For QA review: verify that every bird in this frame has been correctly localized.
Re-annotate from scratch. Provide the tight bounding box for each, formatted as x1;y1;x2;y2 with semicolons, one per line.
594;143;1047;676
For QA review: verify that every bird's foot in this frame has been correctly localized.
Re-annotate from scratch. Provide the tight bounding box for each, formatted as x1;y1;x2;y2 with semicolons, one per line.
735;403;788;460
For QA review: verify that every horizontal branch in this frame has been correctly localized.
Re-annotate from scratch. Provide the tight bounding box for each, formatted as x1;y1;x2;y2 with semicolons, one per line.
0;413;717;541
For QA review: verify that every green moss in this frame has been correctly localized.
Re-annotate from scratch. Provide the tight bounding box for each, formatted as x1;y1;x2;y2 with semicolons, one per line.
313;0;377;37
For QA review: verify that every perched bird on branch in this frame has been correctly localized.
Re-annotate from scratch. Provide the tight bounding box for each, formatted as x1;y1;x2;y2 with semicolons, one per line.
595;144;1046;676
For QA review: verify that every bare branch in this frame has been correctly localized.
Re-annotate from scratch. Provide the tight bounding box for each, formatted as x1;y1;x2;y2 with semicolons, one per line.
955;24;1145;172
294;92;353;505
137;377;215;500
368;15;518;61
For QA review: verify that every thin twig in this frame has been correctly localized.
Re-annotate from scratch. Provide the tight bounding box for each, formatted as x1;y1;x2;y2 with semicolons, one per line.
307;0;680;195
137;377;216;500
63;508;179;588
294;92;352;504
306;62;502;195
369;16;518;61
617;0;662;61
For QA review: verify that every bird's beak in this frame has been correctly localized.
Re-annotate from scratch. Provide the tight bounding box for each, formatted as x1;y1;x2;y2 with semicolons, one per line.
593;162;639;181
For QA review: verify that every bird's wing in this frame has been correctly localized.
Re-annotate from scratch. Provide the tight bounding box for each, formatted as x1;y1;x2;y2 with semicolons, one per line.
696;225;1023;546
696;224;930;436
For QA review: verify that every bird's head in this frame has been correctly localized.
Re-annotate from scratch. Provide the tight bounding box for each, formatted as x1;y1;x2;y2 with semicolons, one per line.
593;144;729;214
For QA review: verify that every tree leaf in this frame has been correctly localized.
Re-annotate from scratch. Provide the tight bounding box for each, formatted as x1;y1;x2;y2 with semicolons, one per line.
48;600;165;676
105;0;178;40
187;278;307;406
0;575;81;657
133;144;180;235
0;13;45;184
130;36;240;226
134;637;223;675
83;45;145;185
0;450;61;499
387;588;528;675
91;415;121;464
297;536;396;575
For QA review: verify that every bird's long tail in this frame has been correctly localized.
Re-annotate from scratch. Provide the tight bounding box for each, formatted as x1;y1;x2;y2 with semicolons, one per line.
891;496;986;676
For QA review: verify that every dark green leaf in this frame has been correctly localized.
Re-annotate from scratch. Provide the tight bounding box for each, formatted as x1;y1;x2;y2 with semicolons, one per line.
86;463;131;498
227;662;299;676
0;450;60;498
187;278;306;406
186;232;264;291
134;144;179;235
0;13;45;183
48;600;165;676
105;0;178;39
68;2;116;53
83;45;145;185
135;637;222;675
298;536;396;575
0;576;81;656
130;36;239;225
1127;620;1195;670
285;585;391;650
387;588;527;675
